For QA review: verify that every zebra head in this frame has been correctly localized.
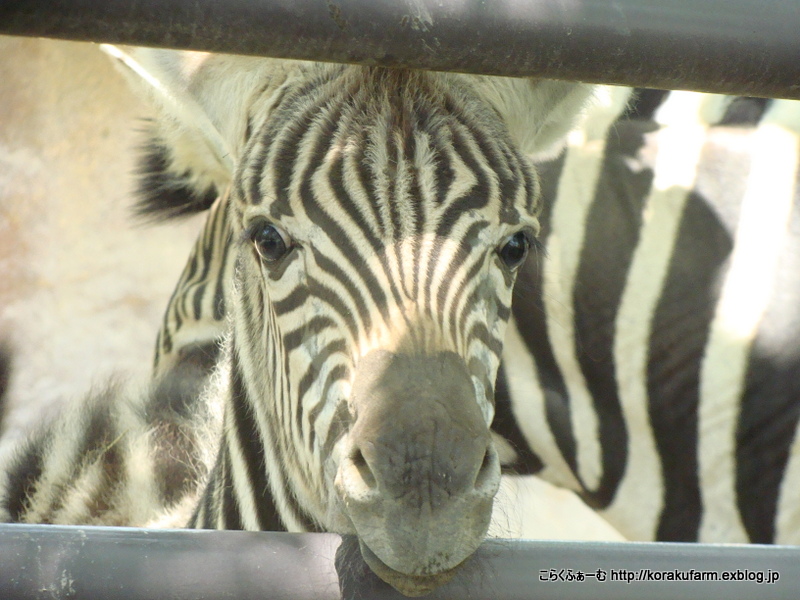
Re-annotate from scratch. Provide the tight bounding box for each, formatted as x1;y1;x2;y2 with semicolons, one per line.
118;48;592;596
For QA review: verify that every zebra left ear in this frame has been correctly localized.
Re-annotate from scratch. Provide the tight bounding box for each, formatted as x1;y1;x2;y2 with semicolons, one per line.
466;77;598;159
102;45;286;212
103;45;235;195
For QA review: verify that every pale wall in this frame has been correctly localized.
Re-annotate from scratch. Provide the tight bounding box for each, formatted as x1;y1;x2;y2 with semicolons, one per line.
0;36;204;436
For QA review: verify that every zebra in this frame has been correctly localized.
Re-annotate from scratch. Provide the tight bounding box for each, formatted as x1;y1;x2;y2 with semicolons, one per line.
498;87;800;545
0;47;594;596
133;78;800;548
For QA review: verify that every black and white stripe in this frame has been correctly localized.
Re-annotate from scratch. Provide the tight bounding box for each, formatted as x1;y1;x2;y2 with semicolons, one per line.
14;71;796;552
497;88;800;544
192;64;541;532
1;51;591;581
151;193;234;377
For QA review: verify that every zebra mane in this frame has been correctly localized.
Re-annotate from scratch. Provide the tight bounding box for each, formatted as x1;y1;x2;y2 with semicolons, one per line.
133;134;219;221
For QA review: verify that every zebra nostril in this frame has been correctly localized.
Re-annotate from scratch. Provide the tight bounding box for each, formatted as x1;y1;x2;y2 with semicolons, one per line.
351;447;377;490
473;445;499;493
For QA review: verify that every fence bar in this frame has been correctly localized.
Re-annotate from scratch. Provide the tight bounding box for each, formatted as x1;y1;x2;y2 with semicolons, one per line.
0;523;794;599
0;0;799;99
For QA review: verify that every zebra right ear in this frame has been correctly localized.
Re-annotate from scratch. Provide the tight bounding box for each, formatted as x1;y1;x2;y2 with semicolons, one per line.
466;76;601;160
102;45;282;218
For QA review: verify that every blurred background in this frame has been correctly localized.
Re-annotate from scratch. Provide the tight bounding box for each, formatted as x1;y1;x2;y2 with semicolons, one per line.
0;36;204;438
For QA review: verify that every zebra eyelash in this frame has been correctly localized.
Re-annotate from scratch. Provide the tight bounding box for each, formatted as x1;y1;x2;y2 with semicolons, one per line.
499;228;543;254
240;219;266;245
530;234;546;258
513;230;546;259
240;219;290;246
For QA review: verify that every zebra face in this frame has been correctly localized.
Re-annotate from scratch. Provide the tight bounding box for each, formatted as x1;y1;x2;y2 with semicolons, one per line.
230;66;540;595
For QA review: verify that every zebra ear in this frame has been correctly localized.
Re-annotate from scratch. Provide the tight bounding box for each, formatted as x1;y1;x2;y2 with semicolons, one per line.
102;45;281;216
467;77;598;160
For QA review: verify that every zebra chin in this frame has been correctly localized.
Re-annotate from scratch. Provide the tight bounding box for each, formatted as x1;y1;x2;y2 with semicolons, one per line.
333;349;501;596
357;540;470;597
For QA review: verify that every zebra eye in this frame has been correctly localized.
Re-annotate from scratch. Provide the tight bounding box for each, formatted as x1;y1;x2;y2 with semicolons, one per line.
251;222;291;263
498;231;530;270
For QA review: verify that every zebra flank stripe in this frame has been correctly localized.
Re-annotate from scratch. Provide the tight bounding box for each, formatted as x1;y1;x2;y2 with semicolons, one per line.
493;365;545;474
718;97;772;126
568;117;654;510
501;88;800;543
733;113;800;544
739;284;800;544
505;148;582;481
647;190;730;541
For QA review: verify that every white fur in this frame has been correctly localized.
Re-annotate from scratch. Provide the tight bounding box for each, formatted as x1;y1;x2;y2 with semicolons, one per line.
466;76;598;160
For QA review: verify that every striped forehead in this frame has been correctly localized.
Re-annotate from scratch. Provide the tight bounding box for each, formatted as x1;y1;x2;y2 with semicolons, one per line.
234;66;538;236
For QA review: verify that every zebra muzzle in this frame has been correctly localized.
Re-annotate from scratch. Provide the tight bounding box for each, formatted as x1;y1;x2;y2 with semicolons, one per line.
336;349;501;595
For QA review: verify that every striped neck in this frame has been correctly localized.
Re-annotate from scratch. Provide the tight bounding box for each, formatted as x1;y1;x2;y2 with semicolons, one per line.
187;343;319;533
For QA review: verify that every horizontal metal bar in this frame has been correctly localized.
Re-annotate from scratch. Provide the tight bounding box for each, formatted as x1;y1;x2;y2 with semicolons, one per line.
0;523;795;599
0;0;799;99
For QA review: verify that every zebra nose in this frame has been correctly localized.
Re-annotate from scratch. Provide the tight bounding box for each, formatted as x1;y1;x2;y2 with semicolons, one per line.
341;435;499;503
336;349;501;588
341;349;492;502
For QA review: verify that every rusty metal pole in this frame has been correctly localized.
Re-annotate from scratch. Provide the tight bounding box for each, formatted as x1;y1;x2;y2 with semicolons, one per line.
0;524;795;599
0;0;799;98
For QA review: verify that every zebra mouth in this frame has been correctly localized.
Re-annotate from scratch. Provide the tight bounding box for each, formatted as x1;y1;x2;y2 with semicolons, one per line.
358;540;463;597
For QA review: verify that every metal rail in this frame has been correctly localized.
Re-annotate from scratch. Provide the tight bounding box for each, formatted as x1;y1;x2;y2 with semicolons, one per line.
0;0;799;99
0;524;794;599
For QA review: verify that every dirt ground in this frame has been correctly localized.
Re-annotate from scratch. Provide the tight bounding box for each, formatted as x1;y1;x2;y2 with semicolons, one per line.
0;36;622;542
